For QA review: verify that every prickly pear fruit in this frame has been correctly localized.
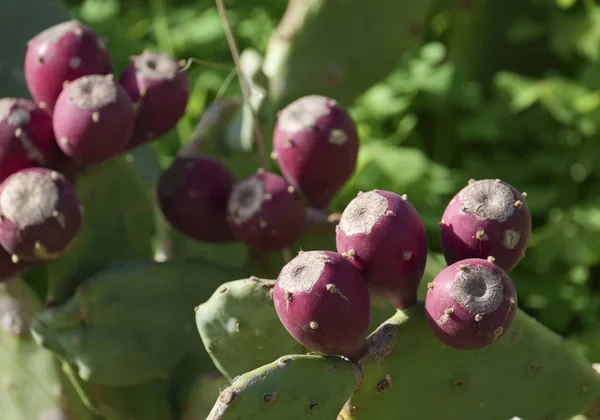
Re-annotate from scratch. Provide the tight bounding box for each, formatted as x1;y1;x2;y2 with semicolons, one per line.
119;51;190;149
0;167;82;263
439;179;531;272
207;354;358;420
31;259;242;386
196;277;305;381
340;303;600;420
0;98;66;183
424;258;518;350
336;190;428;309
227;171;307;251
24;20;113;111
157;156;237;243
273;250;370;360
272;95;359;210
53;74;135;164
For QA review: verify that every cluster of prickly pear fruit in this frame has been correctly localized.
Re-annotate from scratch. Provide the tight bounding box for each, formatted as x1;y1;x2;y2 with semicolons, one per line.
270;175;528;359
0;19;191;282
157;93;360;254
199;169;600;420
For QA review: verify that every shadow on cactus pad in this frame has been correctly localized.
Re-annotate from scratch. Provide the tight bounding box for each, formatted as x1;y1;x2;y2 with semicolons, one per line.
30;258;243;387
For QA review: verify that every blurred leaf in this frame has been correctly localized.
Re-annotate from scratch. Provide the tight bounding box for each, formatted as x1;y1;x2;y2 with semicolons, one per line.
0;0;71;98
358;142;428;186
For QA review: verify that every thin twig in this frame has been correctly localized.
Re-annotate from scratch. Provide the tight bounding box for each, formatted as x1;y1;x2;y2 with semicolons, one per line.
214;0;270;171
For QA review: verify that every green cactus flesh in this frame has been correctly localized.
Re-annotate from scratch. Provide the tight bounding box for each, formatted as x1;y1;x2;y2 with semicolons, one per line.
340;302;600;420
30;259;243;387
180;371;231;420
195;277;306;382
62;362;175;420
0;278;97;420
45;156;155;304
262;0;436;108
207;354;359;419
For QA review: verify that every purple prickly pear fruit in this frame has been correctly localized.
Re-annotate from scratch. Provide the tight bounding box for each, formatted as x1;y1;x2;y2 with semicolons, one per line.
52;74;135;164
157;156;238;243
0;167;83;263
0;98;67;183
439;179;532;273
272;95;359;210
227;171;307;251
24;20;113;112
335;190;428;309
119;51;190;149
424;257;518;350
273;250;370;360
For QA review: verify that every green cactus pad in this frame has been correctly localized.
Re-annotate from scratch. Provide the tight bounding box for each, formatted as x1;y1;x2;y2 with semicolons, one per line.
195;277;306;381
45;156;156;304
207;354;359;419
179;371;231;420
62;362;175;420
340;302;600;420
262;0;435;108
0;279;97;420
30;259;242;387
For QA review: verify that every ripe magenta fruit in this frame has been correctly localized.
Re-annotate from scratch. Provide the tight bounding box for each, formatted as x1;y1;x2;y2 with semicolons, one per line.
424;258;518;350
272;95;359;210
24;20;113;111
335;190;428;309
0;168;83;263
53;74;135;164
273;250;370;360
227;171;307;251
0;98;66;183
439;179;532;272
157;155;237;243
119;51;190;149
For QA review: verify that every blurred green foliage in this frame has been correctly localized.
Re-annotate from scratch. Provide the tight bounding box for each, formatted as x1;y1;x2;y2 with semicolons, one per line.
4;0;600;371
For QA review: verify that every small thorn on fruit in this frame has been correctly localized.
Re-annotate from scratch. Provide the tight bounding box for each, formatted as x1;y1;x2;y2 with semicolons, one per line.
468;178;475;184
310;321;319;329
386;210;395;216
487;256;496;263
514;200;523;208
